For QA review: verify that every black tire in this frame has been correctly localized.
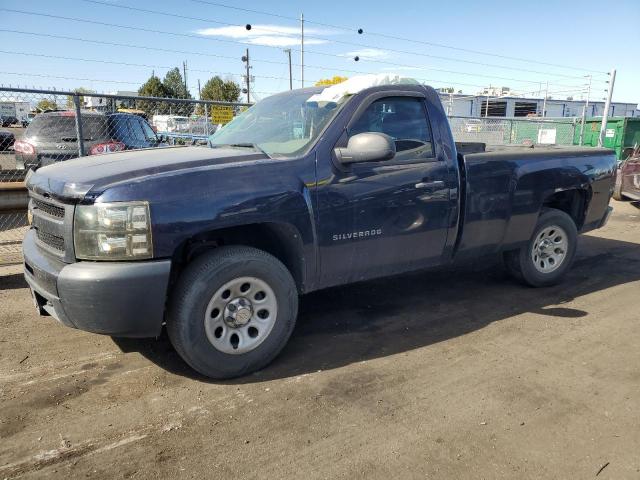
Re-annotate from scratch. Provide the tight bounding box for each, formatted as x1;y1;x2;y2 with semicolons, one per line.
167;246;298;379
504;208;578;287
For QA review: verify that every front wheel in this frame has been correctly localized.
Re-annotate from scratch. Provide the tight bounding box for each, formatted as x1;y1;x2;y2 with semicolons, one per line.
504;208;578;287
167;246;298;379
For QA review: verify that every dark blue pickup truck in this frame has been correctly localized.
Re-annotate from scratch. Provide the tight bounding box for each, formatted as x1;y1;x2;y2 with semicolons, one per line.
23;83;616;379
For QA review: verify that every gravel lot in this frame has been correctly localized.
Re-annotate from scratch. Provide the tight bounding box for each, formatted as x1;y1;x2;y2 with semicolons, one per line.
1;200;639;479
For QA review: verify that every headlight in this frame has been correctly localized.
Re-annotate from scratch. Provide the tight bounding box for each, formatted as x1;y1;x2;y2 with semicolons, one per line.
74;201;153;260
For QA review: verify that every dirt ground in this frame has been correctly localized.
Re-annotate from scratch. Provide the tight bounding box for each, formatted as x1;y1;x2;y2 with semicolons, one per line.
1;200;639;479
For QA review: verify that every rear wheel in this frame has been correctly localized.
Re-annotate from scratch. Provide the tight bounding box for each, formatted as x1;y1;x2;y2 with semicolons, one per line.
167;246;298;379
504;208;577;287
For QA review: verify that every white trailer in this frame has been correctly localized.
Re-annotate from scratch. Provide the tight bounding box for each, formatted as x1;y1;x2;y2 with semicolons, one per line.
0;101;32;123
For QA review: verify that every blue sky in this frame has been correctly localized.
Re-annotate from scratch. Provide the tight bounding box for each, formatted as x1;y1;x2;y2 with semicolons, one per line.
0;0;638;105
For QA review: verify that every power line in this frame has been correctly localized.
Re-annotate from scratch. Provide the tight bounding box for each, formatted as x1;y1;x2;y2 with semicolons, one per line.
0;47;587;91
186;0;608;75
1;29;592;93
0;71;141;85
83;0;598;82
0;50;586;95
71;1;605;86
0;50;304;83
0;8;606;82
0;29;288;67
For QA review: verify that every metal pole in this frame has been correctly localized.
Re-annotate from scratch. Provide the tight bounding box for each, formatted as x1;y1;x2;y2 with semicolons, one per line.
599;68;616;147
484;95;489;117
183;61;188;94
541;81;548;118
300;13;304;88
72;94;85;157
198;79;201;100
204;103;209;137
578;75;592;146
245;48;250;104
284;49;293;90
447;93;452;116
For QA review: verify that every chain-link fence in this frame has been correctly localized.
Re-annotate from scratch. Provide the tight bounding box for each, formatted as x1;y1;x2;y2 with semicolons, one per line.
448;116;579;146
0;175;28;265
0;87;250;265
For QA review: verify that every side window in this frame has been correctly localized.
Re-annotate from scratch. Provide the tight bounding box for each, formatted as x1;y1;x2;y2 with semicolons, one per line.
127;117;146;141
139;119;157;142
109;116;133;142
349;96;434;160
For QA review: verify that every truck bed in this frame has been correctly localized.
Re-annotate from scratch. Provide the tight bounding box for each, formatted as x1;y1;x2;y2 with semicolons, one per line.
453;145;616;259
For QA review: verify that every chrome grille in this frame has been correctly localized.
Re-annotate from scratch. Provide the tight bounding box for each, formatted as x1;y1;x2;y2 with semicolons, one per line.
33;198;65;218
29;192;73;261
36;229;65;251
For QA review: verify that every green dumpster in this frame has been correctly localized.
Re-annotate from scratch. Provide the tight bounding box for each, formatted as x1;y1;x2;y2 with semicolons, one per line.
575;117;640;160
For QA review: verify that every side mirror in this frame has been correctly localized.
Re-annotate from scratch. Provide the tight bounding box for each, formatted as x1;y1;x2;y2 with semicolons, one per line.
334;132;396;164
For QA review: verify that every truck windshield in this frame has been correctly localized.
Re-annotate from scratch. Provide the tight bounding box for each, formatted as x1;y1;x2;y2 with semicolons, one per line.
209;90;347;158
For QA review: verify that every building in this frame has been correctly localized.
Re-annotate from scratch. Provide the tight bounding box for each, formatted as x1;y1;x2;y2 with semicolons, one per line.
439;92;639;118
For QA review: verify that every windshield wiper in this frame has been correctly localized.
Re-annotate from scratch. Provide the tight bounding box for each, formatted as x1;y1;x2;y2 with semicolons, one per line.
224;143;269;156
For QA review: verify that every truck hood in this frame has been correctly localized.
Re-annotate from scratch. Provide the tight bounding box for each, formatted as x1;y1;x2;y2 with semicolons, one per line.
26;146;268;201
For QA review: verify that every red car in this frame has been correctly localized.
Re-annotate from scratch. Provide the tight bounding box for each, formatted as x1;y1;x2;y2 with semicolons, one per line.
614;146;640;201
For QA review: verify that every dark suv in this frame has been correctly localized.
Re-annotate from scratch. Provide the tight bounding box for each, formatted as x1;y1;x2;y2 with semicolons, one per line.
14;111;163;170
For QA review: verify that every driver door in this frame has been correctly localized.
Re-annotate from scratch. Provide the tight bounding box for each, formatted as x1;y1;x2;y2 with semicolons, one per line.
316;94;453;286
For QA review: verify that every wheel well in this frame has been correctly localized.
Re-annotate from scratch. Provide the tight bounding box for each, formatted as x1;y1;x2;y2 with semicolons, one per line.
542;189;588;229
171;222;307;293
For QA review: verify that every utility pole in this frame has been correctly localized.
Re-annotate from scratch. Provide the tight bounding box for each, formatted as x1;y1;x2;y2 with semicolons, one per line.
300;13;304;88
182;61;188;95
578;75;592;146
447;92;453;116
598;68;616;147
284;49;293;90
198;79;201;100
541;81;549;118
242;48;251;103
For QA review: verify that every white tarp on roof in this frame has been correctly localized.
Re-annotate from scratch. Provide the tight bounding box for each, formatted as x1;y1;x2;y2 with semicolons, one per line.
307;74;419;103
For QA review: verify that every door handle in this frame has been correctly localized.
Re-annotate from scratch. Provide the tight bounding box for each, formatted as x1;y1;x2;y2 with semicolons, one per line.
415;180;445;189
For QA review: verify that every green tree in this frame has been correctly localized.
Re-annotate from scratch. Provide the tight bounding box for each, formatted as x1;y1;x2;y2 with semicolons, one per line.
198;76;241;115
66;87;94;109
36;99;57;112
162;67;193;116
136;74;172;116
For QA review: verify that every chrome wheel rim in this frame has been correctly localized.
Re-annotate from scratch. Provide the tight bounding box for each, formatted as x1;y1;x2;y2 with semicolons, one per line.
531;225;568;274
204;276;278;354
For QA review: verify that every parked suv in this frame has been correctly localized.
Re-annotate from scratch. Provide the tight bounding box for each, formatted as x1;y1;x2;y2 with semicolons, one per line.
14;111;163;170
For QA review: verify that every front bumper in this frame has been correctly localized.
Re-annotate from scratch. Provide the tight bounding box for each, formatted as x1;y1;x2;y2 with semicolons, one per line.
23;229;171;337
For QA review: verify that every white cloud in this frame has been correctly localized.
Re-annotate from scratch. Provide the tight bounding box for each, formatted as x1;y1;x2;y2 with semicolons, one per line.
342;48;389;59
196;24;328;47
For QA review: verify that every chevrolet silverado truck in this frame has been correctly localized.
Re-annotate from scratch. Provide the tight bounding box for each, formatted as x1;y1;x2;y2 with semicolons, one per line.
23;80;617;379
